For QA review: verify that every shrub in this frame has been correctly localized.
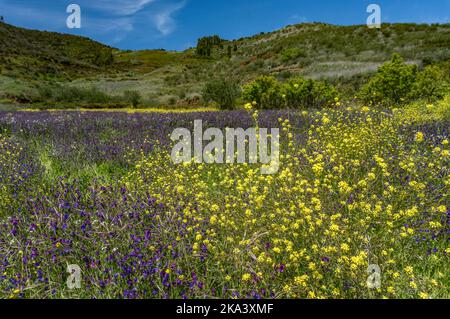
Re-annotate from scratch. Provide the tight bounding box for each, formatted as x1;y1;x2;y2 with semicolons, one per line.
81;87;111;104
37;84;111;105
37;85;53;100
282;77;313;108
177;89;187;100
123;90;142;108
409;65;448;102
202;78;241;110
93;49;114;66
361;53;417;105
280;48;305;62
282;77;338;109
242;76;283;109
310;81;339;108
168;96;177;106
243;76;338;109
52;86;81;102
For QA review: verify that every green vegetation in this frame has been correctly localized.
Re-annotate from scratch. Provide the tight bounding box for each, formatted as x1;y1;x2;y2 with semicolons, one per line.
242;75;338;109
283;77;338;109
361;54;449;105
38;85;111;104
123;90;142;108
14;83;148;109
196;35;224;57
0;20;449;300
410;65;449;102
202;78;241;109
0;21;116;80
361;54;418;105
1;21;450;109
242;76;284;109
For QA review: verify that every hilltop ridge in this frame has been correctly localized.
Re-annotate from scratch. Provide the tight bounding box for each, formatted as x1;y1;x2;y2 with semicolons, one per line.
1;21;449;107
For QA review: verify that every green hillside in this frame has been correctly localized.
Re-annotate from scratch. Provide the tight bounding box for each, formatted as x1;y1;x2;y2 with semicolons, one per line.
189;23;450;96
0;21;119;80
1;21;449;107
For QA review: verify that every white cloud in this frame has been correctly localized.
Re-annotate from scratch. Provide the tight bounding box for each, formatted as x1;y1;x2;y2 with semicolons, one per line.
153;1;186;36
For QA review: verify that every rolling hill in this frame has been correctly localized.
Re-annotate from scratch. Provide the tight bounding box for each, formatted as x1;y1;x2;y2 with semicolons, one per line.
0;21;117;80
1;21;449;107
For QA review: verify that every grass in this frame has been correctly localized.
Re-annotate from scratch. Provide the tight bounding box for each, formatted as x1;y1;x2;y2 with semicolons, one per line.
114;50;201;74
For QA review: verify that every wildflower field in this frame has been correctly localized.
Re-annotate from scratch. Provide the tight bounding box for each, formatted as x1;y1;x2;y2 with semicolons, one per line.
0;98;449;299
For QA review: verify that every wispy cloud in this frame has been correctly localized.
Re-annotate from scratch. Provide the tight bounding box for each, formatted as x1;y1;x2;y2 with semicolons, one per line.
84;0;187;39
83;16;135;44
85;0;156;16
0;0;186;47
0;1;66;29
153;1;186;36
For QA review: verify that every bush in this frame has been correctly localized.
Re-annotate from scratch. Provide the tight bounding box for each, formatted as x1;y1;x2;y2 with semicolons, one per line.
360;53;417;105
37;84;112;105
242;76;283;109
409;65;448;102
280;48;305;62
282;77;313;108
52;86;81;102
243;76;338;109
311;81;340;108
282;77;338;109
202;78;241;110
93;49;114;66
123;90;142;108
168;96;177;106
37;85;53;100
81;87;111;104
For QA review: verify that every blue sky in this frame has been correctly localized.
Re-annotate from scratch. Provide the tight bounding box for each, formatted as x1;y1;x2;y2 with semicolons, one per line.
1;0;449;50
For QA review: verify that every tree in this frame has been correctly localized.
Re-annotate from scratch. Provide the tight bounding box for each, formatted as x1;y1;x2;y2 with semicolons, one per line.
227;45;232;58
242;76;283;109
0;16;4;22
409;65;448;102
361;53;417;105
123;90;142;108
196;35;224;57
243;76;338;110
282;77;338;109
202;78;241;110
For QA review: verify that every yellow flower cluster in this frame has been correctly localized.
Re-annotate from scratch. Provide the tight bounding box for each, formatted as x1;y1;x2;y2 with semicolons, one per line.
123;101;449;299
